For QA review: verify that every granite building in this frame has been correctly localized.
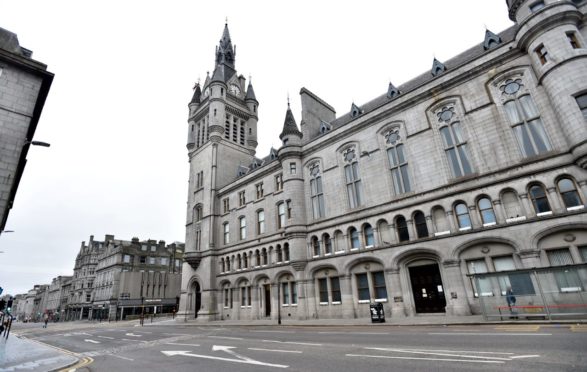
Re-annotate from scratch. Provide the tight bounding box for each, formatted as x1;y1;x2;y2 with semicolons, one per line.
179;0;587;322
0;27;53;233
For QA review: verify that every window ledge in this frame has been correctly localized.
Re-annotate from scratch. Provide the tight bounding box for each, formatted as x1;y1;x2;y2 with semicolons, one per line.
561;287;582;293
312;255;320;258
365;245;374;249
335;251;345;255
459;226;472;232
319;302;329;306
537;211;553;217
291;304;298;307
482;222;497;227
282;304;290;307
374;298;388;303
480;292;494;297
434;230;451;237
506;216;526;223
324;253;332;256
350;248;359;251
567;205;584;211
332;301;341;305
358;300;370;304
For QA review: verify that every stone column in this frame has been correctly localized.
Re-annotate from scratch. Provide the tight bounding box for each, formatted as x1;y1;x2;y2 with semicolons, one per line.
298;278;314;320
492;200;506;224
339;274;356;319
386;268;406;318
271;283;279;321
406;219;416;240
446;211;457;232
578;181;587;201
442;259;471;316
519;193;534;218
468;205;481;229
388;223;397;244
546;187;563;213
425;215;435;235
372;227;380;247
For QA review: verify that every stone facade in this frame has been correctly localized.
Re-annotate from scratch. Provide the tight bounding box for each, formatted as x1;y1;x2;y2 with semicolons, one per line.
0;27;53;232
179;1;587;322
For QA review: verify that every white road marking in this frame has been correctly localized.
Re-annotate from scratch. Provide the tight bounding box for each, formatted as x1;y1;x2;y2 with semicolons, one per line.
213;345;255;361
209;336;244;340
428;332;551;336
97;336;114;340
125;333;142;337
365;347;511;361
346;354;504;364
161;350;289;368
354;332;390;335
373;348;514;355
84;339;100;344
111;354;134;361
249;348;302;354
165;343;201;347
510;355;540;359
262;340;322;346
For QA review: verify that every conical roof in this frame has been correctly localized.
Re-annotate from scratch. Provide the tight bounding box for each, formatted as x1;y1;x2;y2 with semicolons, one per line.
279;106;302;140
245;81;257;101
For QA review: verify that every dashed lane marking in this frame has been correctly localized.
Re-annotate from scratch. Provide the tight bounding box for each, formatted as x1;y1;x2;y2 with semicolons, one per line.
428;332;551;336
248;348;302;353
346;354;504;364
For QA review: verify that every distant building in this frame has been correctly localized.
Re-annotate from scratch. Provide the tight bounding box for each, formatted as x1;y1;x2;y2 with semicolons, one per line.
66;235;103;320
180;1;587;322
45;276;72;321
0;27;53;233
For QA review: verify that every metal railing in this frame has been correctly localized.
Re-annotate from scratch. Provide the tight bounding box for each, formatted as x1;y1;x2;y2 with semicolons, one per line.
469;263;587;320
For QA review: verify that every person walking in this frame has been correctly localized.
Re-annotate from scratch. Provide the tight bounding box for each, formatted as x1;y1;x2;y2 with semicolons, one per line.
506;286;517;318
43;313;49;328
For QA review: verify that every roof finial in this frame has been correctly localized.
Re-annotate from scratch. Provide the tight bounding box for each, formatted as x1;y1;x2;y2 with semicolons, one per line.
225;16;228;25
287;92;290;108
248;74;252;84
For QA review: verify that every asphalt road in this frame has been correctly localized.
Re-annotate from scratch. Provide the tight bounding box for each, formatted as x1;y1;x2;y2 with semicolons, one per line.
12;320;587;372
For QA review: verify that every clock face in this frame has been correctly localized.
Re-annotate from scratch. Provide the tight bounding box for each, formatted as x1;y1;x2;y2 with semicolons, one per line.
229;84;241;95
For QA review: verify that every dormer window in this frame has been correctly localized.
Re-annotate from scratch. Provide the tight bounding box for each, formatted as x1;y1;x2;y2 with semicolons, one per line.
350;103;362;118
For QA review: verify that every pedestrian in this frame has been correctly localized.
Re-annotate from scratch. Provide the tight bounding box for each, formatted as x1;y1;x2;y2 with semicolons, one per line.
43;313;49;328
506;286;517;317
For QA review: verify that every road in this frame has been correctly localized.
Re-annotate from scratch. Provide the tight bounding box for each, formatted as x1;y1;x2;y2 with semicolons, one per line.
11;320;587;372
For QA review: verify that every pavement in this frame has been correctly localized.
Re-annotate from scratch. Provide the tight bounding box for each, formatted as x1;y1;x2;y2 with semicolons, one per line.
1;314;586;372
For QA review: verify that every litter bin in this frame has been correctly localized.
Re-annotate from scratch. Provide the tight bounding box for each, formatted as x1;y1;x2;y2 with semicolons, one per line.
370;302;385;323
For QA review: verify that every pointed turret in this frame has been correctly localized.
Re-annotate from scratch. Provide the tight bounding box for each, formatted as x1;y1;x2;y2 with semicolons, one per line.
215;23;235;68
245;81;257;102
245;79;259;152
211;65;225;84
191;83;201;104
280;104;302;141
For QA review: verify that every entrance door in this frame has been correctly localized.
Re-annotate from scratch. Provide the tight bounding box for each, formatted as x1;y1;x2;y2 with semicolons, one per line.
409;264;447;313
194;282;201;318
264;284;271;317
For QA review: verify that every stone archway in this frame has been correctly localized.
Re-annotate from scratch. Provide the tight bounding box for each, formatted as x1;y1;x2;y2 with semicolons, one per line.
406;259;446;313
193;281;201;318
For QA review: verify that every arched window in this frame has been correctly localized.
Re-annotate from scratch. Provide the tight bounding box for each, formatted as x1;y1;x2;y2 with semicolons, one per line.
239;217;246;240
437;106;473;178
478;197;496;225
257;210;265;234
432;206;449;233
323;234;332;254
255;250;260;266
226;257;231;271
349;227;360;249
558;178;583;209
385;128;411;195
312;236;321;256
221;258;225;273
223;222;230;244
284;243;290;261
396;216;409;242
237;254;242;270
276;245;283;262
363;224;375;247
310;163;326;218
262;248;268;265
343;148;363;208
501;190;523;219
243;253;248;269
500;79;551;157
529;184;551;214
455;203;471;229
414;211;428;238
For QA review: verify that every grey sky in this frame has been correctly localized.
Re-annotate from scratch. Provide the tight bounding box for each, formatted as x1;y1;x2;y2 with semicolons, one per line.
0;0;513;295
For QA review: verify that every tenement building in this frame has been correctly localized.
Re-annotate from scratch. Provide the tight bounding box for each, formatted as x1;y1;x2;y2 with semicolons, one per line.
179;0;587;322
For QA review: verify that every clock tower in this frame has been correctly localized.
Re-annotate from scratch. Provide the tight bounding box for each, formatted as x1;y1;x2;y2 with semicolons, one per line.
180;22;259;320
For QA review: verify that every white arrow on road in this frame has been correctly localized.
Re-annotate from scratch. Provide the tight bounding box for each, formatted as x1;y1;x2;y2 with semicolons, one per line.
162;347;288;368
84;339;100;344
125;333;142;337
212;345;255;361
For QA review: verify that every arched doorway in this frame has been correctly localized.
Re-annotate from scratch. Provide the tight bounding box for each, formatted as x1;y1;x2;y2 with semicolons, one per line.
194;282;201;318
408;259;446;313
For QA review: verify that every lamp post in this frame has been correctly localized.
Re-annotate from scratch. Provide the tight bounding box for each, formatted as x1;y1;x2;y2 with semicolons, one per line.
24;140;50;147
277;282;281;325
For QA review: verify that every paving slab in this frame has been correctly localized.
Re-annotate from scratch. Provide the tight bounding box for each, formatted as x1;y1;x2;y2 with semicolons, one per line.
0;335;78;372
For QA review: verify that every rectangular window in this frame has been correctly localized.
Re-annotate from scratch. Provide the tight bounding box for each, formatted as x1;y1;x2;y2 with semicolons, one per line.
291;282;297;305
223;223;230;244
548;249;582;292
256;183;264;199
140;256;146;264
241;287;247;307
148;256;156;264
576;93;587;120
224;288;229;307
331;277;341;302
372;271;388;300
175;259;180;267
123;255;132;263
493;256;515;295
468;259;493;297
238;191;246;206
290;162;296;174
318;278;329;303
282;282;290;305
535;44;548;65
278;203;286;228
310;176;326;219
275;173;283;192
286;200;292;219
151;245;156;252
196;171;204;188
345;162;363;208
141;244;147;251
356;273;370;301
257;210;265;234
239;217;246;240
160;257;168;265
223;198;230;213
567;32;580;49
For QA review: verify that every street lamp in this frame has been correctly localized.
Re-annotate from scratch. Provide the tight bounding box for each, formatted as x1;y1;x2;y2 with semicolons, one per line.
24;140;50;147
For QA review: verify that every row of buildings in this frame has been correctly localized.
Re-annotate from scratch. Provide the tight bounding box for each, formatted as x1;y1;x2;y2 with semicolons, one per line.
12;235;184;322
178;0;587;322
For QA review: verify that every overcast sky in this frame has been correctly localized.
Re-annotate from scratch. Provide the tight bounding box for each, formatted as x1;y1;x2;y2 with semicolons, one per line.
0;0;513;296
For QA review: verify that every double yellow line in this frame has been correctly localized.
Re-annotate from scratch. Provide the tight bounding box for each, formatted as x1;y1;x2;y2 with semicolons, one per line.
16;335;94;371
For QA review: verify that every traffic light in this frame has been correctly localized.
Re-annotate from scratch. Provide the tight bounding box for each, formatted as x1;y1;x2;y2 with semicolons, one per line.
0;299;5;311
6;298;12;312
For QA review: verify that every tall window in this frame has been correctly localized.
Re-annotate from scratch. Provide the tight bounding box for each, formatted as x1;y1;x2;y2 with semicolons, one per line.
576;93;587;120
558;178;583;209
239;217;246;240
318;278;328;303
222;198;230;214
547;249;582;292
529;184;551;214
478;197;497;225
283;244;290;261
364;224;375;247
343;148;363;208
262;248;268;265
438;106;473;178
238;191;246;206
277;202;286;228
194;205;202;222
385;129;411;195
331;277;341;302
372;271;388;300
414;211;428;238
256;183;264;199
501;79;551;157
310;164;326;219
356;273;370;301
257;210;265;234
455;203;472;229
324;234;333;254
396;215;409;242
567;32;581;49
275;173;283;192
281;280;297;305
276;245;283;262
223;222;230;244
349;227;360;249
312;236;321;256
467;259;493;297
